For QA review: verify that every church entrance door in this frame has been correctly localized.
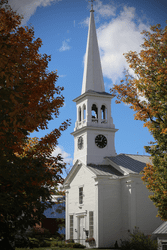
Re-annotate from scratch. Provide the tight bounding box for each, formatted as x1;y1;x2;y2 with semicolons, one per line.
78;216;85;245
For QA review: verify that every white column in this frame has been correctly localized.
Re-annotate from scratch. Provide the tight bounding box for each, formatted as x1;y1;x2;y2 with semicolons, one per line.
65;190;69;240
95;181;99;248
87;101;91;126
98;105;101;124
127;179;136;232
131;180;136;229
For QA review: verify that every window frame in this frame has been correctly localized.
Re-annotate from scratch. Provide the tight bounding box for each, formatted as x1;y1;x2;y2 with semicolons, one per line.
79;186;84;205
89;211;94;238
91;104;98;122
162;241;167;250
69;215;74;239
78;106;81;122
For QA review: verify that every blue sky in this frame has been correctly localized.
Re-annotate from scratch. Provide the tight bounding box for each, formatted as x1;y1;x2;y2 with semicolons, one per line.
8;0;167;170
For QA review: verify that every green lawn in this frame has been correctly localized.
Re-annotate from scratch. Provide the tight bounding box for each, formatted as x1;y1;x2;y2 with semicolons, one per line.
16;248;114;250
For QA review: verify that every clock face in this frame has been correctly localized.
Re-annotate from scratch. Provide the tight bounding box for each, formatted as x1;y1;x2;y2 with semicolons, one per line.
95;134;107;148
78;136;83;150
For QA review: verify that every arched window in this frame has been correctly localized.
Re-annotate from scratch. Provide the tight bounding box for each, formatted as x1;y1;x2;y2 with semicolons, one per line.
91;104;98;122
83;104;86;120
101;105;107;123
78;107;81;122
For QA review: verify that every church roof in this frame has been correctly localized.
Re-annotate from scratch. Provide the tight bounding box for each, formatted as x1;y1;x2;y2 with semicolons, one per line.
64;154;151;187
152;221;167;234
43;202;65;219
87;164;123;177
87;154;151;177
107;154;152;174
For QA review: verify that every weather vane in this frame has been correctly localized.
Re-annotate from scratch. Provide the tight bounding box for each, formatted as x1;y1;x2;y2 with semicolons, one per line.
89;0;95;11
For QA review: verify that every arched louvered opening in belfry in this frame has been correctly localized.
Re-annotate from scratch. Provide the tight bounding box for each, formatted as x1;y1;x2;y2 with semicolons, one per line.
83;104;86;121
101;105;107;123
91;104;98;122
78;106;81;122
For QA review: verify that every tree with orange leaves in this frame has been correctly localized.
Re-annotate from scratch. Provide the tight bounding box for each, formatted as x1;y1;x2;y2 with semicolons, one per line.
0;0;70;247
112;23;167;219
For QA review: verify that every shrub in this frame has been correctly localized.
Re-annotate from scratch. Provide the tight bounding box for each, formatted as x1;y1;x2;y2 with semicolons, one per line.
120;228;158;250
65;239;74;243
67;242;74;248
85;237;95;243
29;239;40;248
28;226;51;240
51;241;58;247
39;240;51;247
73;242;86;248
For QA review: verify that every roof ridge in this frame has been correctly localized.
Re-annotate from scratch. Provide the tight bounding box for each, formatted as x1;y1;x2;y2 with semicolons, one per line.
110;153;151;157
125;153;151;157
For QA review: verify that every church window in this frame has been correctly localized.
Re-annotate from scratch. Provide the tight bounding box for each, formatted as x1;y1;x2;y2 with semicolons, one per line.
89;211;94;238
162;242;167;250
79;187;83;204
78;107;81;122
70;215;73;239
91;104;98;122
101;105;107;123
83;104;86;120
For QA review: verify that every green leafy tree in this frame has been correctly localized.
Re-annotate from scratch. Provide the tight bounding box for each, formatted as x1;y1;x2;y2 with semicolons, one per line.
0;0;70;248
112;23;167;219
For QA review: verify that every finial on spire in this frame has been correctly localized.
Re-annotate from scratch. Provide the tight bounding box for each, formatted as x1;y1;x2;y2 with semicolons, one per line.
89;0;95;12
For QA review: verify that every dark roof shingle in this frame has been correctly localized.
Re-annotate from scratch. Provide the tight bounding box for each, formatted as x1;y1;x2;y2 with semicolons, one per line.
107;154;152;173
87;164;123;176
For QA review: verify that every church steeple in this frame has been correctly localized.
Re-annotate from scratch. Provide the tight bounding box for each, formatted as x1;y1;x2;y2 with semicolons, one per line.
81;2;105;94
72;2;117;165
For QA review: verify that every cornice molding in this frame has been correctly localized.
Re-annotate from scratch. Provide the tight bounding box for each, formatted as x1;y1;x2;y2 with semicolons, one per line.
73;91;114;103
63;160;85;187
71;126;118;136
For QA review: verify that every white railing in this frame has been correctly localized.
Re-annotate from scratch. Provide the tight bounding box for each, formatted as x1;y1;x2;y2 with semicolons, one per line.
101;119;107;124
91;118;98;123
75;118;109;130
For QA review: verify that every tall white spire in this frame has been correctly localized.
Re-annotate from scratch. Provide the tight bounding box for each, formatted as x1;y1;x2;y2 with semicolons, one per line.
81;3;105;94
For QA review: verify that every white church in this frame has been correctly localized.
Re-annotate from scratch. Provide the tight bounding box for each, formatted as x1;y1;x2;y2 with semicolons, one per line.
63;2;162;248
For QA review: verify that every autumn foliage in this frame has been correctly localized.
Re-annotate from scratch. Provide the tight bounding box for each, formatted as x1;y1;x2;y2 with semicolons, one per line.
112;23;167;219
0;0;70;244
